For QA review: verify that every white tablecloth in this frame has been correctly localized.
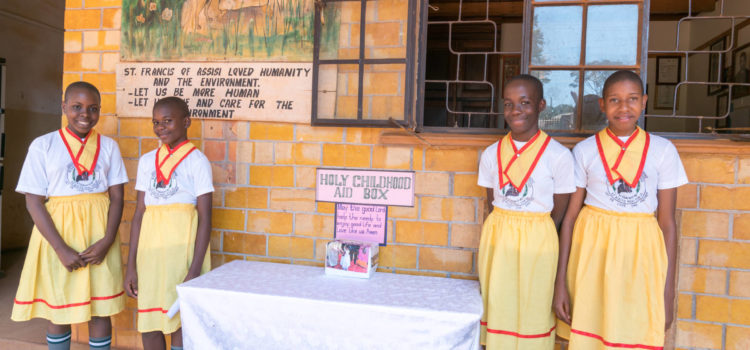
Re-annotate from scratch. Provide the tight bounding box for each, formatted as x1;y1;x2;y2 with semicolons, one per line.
177;260;482;350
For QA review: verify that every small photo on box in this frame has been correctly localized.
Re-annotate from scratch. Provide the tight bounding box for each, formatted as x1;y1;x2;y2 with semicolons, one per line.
325;240;379;278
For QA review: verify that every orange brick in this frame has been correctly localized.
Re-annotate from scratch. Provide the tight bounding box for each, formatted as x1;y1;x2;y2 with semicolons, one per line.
296;125;344;142
681;211;729;238
141;138;159;154
370;47;408;60
95;114;117;135
413;147;424;170
695;295;729;322
730;299;750;324
680;238;697;265
85;0;121;7
734;213;750;240
730;271;750;297
388;205;417;219
123;158;138;180
365;22;402;46
269;188;316;211
451;224;481;249
224;187;268;209
65;9;101;30
291;237;315;259
246;211;293;234
676;184;698;209
415;172;450;195
425;149;478;172
345;127;381;144
370;96;405;119
64;31;82;52
275;143;321;165
111;309;135;330
102;8;121;29
372;146;411;170
82;73;116;93
62;73;82;90
295;214;334;237
318;202;336;214
224;232;266;255
83;30;119;51
118;137;139;158
379;245;417;269
677;293;693;319
419;247;473;273
212;209;245;231
250;122;294;141
700;186;750;210
268;236;291;257
727;326;750;350
314;239;331;261
113;330;139;349
100;94;116;114
395;221;448;245
322;144;372;168
210;230;222;251
421;197;475;222
296;167;317;188
63;53;82;71
249;166;294;187
203;140;226;162
739;157;750;184
120;118;152;137
676;320;723;349
454;174;485;197
682;154;735;184
66;0;82;8
698;240;750;268
678;266;727;294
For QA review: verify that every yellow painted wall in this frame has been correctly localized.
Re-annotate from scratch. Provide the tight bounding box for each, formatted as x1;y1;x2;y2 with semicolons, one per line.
61;1;750;349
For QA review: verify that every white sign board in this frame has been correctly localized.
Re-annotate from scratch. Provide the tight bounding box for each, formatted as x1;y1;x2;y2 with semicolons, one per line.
116;62;312;122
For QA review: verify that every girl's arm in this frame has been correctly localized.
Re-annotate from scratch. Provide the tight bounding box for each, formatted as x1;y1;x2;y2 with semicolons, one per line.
552;187;586;324
80;184;124;264
124;191;146;298
484;188;494;220
551;193;571;231
656;187;678;331
25;193;86;271
184;192;213;282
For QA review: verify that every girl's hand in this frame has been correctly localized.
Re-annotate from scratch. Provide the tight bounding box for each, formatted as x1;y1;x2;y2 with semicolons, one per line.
80;237;114;265
553;283;572;325
124;269;138;298
56;245;86;272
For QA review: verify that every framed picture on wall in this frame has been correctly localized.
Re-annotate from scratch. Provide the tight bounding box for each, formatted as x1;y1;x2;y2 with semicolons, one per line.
655;84;677;110
656;56;681;84
708;37;727;95
732;42;750;98
501;55;521;91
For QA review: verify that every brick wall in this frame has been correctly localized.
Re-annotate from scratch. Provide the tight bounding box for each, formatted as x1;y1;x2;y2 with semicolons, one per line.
61;0;750;349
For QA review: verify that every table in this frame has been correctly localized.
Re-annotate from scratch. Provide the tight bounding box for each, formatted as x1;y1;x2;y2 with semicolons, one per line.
177;260;483;350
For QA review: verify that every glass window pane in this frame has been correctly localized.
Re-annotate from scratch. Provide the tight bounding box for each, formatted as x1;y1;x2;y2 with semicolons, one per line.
586;5;639;65
582;70;617;131
321;2;360;60
365;0;408;59
531;6;583;66
317;64;359;119
363;64;406;120
531;70;579;131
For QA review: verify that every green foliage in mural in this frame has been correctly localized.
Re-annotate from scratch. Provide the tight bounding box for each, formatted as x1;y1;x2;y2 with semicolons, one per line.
121;0;340;61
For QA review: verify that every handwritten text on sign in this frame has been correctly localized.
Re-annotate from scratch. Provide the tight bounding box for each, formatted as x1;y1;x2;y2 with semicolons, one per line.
116;62;311;122
335;203;387;245
316;169;415;207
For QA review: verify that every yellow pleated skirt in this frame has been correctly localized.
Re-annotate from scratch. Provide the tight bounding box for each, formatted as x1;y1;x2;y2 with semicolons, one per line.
478;207;558;350
12;193;125;324
557;206;667;350
136;203;210;333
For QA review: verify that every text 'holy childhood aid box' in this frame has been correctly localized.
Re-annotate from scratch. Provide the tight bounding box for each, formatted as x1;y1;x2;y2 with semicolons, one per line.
325;240;379;278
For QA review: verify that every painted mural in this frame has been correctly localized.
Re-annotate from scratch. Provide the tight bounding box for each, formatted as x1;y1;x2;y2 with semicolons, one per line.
121;0;340;61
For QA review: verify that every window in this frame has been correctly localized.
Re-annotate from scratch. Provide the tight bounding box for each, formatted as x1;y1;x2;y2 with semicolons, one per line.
311;0;417;127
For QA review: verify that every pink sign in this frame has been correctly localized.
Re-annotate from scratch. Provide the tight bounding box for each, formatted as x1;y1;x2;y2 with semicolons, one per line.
335;203;387;245
316;168;415;207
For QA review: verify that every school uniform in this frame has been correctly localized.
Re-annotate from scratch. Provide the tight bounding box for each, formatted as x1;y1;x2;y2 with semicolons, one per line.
12;128;128;324
557;127;688;350
134;140;213;333
477;131;575;350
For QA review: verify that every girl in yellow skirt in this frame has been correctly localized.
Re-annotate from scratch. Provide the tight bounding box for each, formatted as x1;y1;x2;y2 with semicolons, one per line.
553;70;687;350
12;81;128;350
125;96;212;350
477;75;575;350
